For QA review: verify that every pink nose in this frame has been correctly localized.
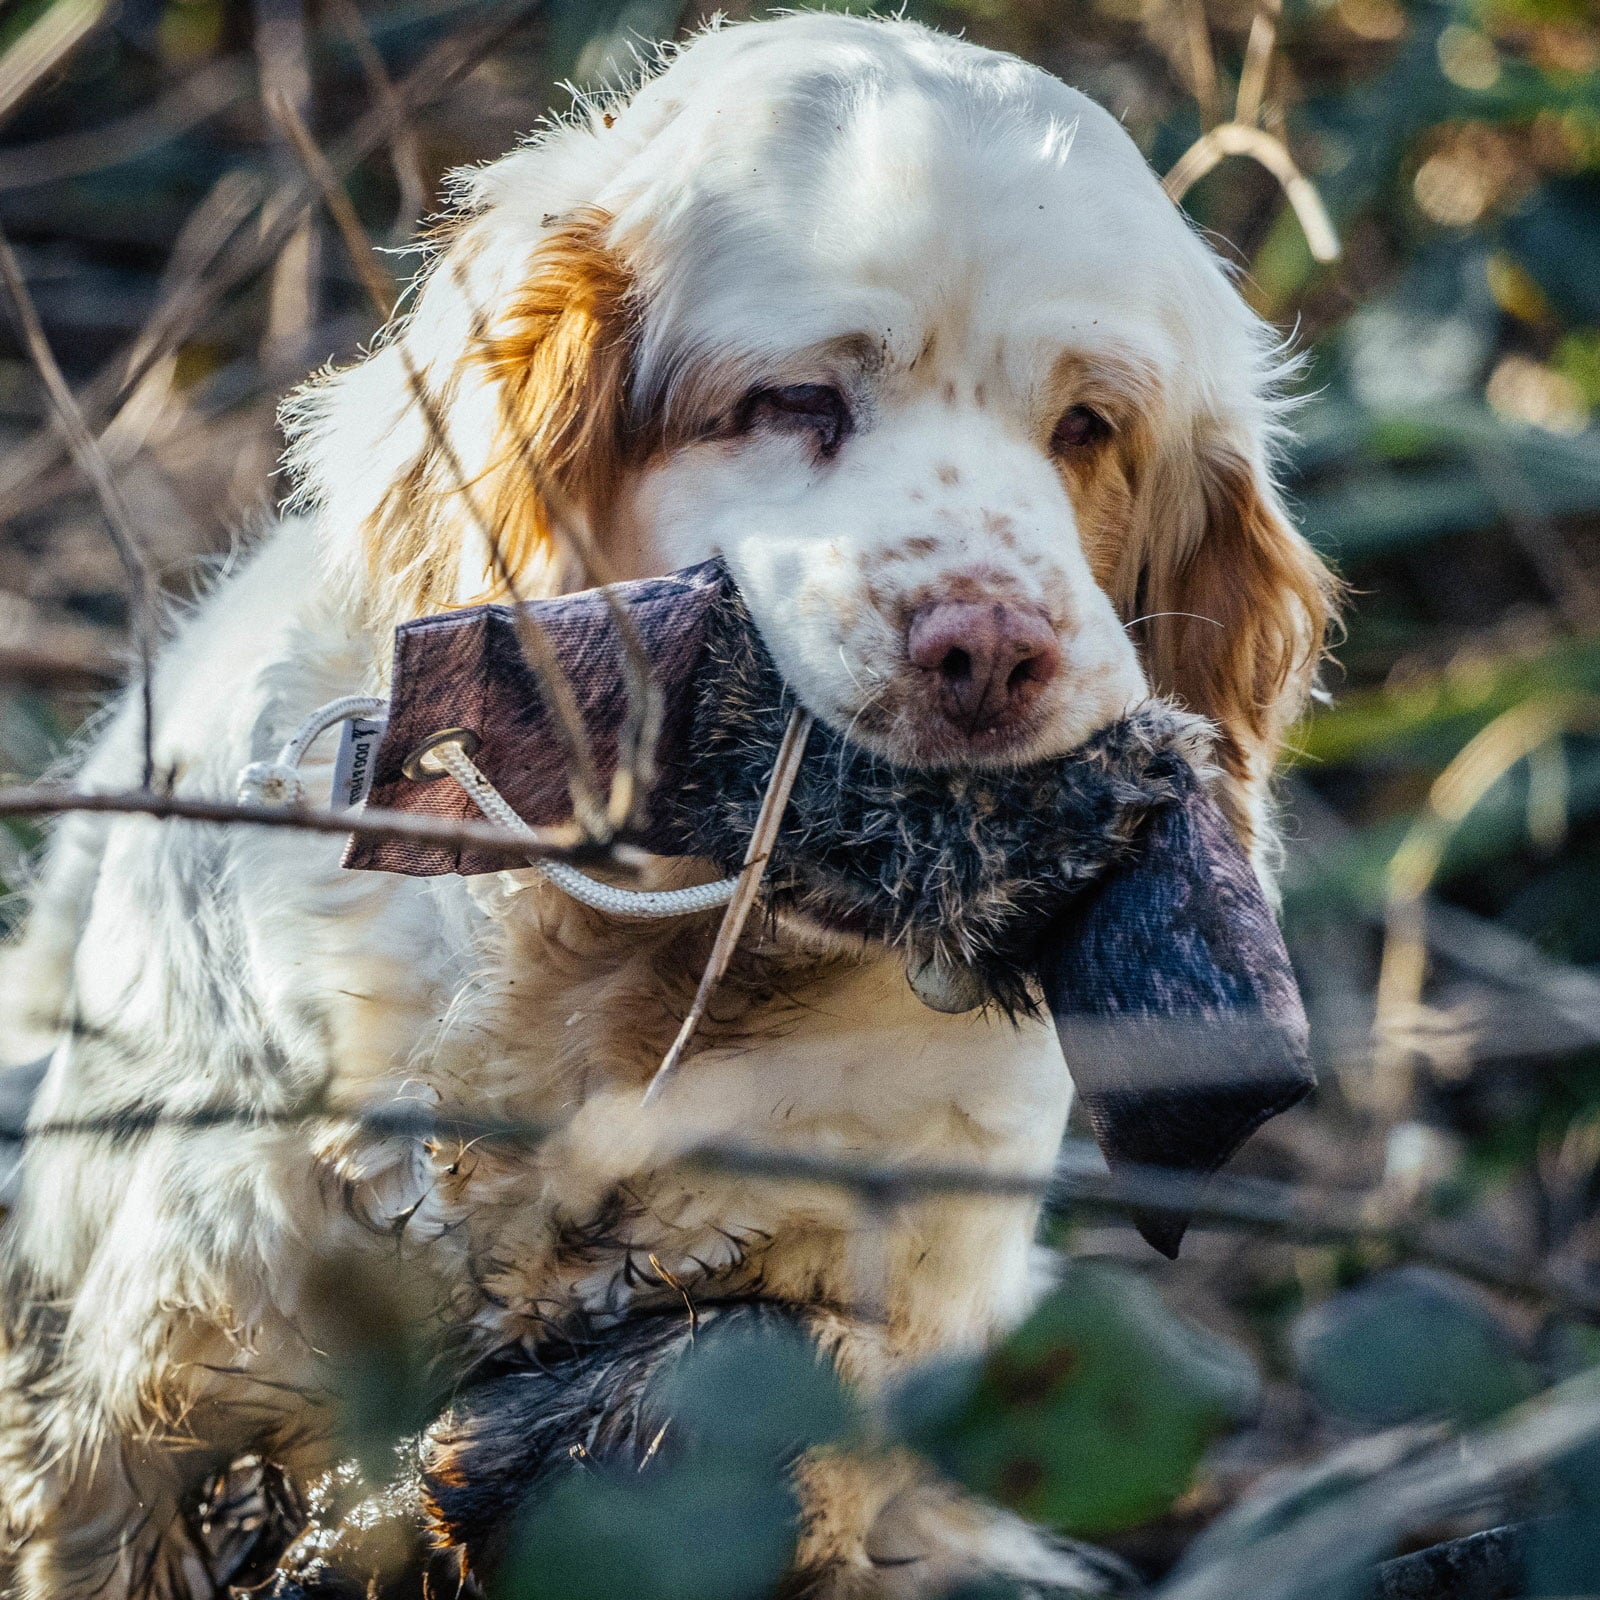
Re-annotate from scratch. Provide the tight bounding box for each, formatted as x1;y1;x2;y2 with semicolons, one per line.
907;600;1062;733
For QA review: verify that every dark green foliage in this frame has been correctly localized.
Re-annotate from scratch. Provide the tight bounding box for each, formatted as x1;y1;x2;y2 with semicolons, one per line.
495;1320;856;1600
1292;1267;1540;1428
907;1260;1260;1535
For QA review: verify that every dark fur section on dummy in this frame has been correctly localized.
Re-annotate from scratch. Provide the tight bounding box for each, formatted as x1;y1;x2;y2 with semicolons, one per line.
259;1302;1139;1600
670;586;1215;1015
263;1302;812;1599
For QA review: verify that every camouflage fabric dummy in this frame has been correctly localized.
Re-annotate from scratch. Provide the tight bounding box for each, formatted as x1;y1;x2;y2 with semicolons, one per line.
350;559;1313;1258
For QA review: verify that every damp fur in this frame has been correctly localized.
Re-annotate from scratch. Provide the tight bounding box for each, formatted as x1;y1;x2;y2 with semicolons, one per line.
673;584;1218;1015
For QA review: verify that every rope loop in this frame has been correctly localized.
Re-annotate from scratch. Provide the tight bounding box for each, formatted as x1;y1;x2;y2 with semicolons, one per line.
237;695;740;920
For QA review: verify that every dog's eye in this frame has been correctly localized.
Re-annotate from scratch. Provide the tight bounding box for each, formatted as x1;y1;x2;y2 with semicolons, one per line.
1050;405;1112;455
737;384;852;456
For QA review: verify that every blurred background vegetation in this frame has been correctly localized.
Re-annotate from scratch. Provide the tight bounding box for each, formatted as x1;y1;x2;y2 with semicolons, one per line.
4;0;1600;1594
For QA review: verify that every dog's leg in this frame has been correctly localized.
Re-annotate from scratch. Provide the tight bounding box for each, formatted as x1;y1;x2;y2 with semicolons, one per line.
0;1120;356;1600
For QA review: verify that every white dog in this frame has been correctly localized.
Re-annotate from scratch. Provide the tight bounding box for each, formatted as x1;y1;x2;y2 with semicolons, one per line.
0;14;1333;1598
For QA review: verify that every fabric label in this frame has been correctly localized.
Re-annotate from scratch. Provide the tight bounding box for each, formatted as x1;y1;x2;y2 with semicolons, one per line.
332;717;387;810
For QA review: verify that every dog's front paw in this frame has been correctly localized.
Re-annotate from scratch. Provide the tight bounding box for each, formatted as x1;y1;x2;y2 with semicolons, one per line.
852;1484;1140;1600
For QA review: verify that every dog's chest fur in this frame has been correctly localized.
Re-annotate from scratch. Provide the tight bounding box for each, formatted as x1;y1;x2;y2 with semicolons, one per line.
397;870;1071;1364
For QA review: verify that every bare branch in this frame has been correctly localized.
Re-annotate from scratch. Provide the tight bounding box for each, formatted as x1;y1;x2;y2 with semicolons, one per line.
644;708;815;1104
0;57;250;193
0;0;548;520
1373;694;1600;1117
497;428;666;834
0;227;159;787
1164;1365;1600;1600
0;172;261;527
326;0;431;236
1234;0;1282;129
0;0;109;129
122;169;265;390
256;0;321;376
0;783;602;863
265;91;398;318
1172;0;1221;130
1163;121;1340;263
0;642;122;689
265;96;614;846
453;279;665;834
4;1071;1595;1319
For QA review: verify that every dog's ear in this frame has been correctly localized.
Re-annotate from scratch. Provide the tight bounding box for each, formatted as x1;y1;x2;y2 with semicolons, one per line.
283;207;638;626
1138;445;1337;860
463;209;638;603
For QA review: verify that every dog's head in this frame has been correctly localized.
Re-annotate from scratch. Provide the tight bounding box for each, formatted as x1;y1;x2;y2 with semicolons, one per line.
287;13;1335;861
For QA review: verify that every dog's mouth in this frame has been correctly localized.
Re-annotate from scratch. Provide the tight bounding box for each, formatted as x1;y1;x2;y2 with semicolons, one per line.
841;698;1062;772
821;659;1131;775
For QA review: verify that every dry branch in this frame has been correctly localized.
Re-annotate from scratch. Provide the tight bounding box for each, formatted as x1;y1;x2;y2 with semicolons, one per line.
327;0;431;235
1164;1367;1600;1600
0;226;159;786
3;1072;1595;1319
0;58;251;192
0;0;548;525
1163;122;1340;263
266;94;622;848
0;782;606;863
0;0;109;128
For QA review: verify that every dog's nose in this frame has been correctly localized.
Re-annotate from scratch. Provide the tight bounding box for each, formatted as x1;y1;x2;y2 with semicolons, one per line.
907;600;1062;733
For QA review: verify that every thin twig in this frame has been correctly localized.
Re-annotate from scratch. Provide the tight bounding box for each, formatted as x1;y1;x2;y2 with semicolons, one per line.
643;708;815;1105
0;784;599;863
0;174;261;526
0;57;251;192
123;170;264;389
256;0;321;376
254;89;614;847
1163;121;1340;263
265;91;397;317
528;474;664;834
401;342;612;839
0;641;123;688
1470;441;1600;628
1234;0;1282;130
0;228;159;787
116;0;547;403
2;1080;1594;1318
0;0;548;523
0;0;109;129
1163;1366;1600;1600
440;269;625;838
445;263;664;832
326;0;431;236
1373;695;1600;1118
1176;0;1221;130
402;355;612;840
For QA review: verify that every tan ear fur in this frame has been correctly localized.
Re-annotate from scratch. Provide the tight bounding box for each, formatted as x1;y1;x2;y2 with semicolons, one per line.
362;208;638;621
468;209;639;601
1140;449;1338;852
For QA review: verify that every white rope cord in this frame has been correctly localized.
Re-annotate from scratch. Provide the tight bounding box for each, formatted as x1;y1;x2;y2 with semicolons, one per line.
424;737;741;919
238;696;742;919
238;695;390;806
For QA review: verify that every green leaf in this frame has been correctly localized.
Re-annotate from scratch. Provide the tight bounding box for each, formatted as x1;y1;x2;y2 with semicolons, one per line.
498;1460;797;1600
496;1319;849;1600
653;1316;859;1461
1292;1267;1539;1429
907;1259;1260;1536
1172;1427;1436;1600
